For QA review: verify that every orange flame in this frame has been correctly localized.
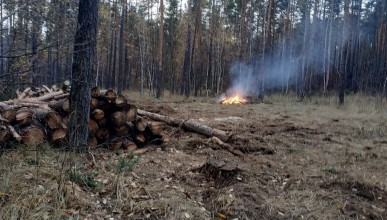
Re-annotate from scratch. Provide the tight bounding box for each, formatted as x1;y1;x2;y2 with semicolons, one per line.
221;94;247;105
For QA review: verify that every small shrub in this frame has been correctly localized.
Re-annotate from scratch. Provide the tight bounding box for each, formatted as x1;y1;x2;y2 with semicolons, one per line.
322;166;337;174
116;151;138;174
68;171;101;189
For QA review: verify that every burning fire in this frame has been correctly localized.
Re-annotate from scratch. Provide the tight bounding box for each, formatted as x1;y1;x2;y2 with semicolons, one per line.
220;94;247;105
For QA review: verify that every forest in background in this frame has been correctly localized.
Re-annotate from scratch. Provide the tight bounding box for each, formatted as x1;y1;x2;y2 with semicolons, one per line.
0;0;386;102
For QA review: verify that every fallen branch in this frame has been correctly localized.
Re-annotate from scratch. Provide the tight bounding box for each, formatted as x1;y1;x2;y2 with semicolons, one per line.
35;90;64;102
0;101;51;112
137;109;232;142
42;85;53;93
17;87;32;99
6;124;22;142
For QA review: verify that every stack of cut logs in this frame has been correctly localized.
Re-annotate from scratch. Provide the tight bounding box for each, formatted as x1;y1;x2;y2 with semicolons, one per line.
0;83;169;150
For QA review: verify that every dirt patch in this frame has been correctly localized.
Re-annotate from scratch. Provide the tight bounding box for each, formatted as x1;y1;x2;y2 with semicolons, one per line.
320;180;387;219
202;184;282;220
194;158;240;188
321;180;387;202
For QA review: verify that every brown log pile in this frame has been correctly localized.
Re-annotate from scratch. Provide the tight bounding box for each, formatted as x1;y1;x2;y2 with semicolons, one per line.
1;83;232;150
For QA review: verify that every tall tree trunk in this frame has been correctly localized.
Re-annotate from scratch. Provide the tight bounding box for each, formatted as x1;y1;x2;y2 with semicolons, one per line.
192;0;202;96
156;0;164;99
261;0;274;95
111;0;118;89
139;27;145;96
181;0;192;97
68;0;98;151
0;0;4;76
31;0;41;85
339;0;350;105
300;1;310;99
117;1;126;95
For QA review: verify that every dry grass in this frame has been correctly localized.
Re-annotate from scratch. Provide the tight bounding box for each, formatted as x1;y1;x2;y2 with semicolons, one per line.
1;92;386;219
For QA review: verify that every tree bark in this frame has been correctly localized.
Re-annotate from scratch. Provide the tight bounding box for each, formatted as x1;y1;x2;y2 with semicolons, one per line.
339;0;351;105
117;1;127;95
156;0;164;99
68;0;98;151
181;0;193;97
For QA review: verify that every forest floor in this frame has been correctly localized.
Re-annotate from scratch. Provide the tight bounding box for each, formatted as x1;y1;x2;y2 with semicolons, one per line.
1;93;387;220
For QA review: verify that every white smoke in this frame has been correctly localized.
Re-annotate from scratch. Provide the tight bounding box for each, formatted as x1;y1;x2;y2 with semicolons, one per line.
225;19;348;96
227;56;299;96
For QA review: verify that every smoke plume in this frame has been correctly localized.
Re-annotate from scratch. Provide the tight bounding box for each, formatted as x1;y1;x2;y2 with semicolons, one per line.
225;20;348;97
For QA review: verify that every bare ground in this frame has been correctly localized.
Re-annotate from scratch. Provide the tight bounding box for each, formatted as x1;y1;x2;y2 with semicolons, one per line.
1;94;387;220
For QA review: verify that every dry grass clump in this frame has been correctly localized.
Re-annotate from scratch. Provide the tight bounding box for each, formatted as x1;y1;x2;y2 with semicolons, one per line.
0;146;73;219
0;146;139;219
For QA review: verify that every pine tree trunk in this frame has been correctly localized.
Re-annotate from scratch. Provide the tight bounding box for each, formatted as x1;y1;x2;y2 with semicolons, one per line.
156;0;164;99
117;2;126;95
68;0;98;151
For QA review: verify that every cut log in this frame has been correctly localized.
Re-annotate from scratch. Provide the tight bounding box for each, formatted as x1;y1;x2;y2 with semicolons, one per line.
0;102;12;111
45;111;64;129
92;109;104;121
4;91;65;105
109;137;123;150
48;99;70;113
53;93;69;100
0;128;12;142
125;121;135;130
91;86;100;98
135;116;148;132
122;138;137;151
62;80;71;92
1;100;50;110
88;119;99;135
97;118;108;128
137;109;232;142
90;98;99;110
104;89;117;102
114;124;130;137
17;107;54;123
35;90;64;102
96;128;110;142
147;121;163;136
52;128;66;142
110;111;127;127
62;99;70;113
134;133;146;144
114;95;127;107
161;132;170;143
0;115;9;123
62;115;69;127
51;84;59;92
122;104;137;122
16;109;33;126
1;109;16;123
88;136;98;148
21;126;45;147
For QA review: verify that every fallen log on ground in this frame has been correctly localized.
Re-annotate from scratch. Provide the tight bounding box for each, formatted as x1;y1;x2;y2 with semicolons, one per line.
137;109;232;142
